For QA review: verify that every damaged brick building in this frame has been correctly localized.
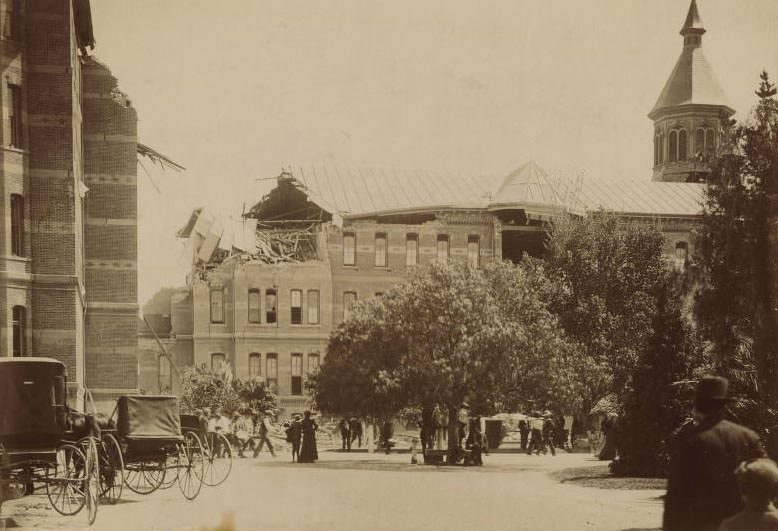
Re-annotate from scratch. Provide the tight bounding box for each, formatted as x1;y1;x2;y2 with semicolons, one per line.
2;0;142;410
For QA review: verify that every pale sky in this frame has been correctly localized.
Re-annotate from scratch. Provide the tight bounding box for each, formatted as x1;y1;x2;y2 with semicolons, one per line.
88;0;778;306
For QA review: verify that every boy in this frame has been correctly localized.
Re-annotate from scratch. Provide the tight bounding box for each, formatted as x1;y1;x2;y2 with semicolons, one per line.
718;458;778;531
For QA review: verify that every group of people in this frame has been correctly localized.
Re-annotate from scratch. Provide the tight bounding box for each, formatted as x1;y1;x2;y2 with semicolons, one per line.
337;417;364;451
519;411;561;456
192;407;276;458
282;411;319;463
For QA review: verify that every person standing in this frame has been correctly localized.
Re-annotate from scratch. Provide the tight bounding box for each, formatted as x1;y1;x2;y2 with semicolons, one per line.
527;414;544;455
297;411;318;463
339;418;351;451
349;418;363;448
542;411;556;456
252;413;276;457
288;414;302;463
518;419;530;451
664;376;765;531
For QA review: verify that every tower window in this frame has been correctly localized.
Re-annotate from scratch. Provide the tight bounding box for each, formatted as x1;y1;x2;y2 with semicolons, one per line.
695;129;705;156
668;131;678;162
12;305;24;357
705;129;715;154
678;129;687;161
654;134;660;166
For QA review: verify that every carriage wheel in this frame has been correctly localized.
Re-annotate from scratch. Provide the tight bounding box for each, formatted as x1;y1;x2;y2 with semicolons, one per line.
83;438;100;525
158;454;179;490
46;443;86;516
124;460;166;495
201;432;232;487
99;434;124;504
177;431;204;500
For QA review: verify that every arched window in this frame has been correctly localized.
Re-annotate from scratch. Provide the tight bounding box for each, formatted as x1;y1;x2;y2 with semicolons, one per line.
668;131;678;162
696;129;705;155
654;135;660;165
705;129;715;154
10;194;23;257
12;305;24;357
658;133;664;163
678;130;687;161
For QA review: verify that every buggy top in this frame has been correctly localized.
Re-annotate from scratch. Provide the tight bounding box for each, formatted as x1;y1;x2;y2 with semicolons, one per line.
0;357;68;448
117;395;183;441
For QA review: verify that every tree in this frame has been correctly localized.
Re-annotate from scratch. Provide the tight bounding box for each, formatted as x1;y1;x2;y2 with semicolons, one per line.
311;261;579;462
180;363;279;416
543;213;666;413
615;272;706;476
694;71;778;430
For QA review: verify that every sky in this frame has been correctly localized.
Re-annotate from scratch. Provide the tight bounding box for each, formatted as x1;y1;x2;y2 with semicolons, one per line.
88;0;778;306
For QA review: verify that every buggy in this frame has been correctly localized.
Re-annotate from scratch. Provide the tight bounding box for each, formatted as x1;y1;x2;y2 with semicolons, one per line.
108;395;204;500
0;358;100;525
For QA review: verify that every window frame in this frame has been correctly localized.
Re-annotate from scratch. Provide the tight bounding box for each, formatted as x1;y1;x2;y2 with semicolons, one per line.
8;83;21;149
265;353;278;389
343;291;357;320
374;232;388;267
290;289;302;325
405;233;418;267
308;353;320;374
436;234;450;264
10;194;23;257
668;130;678;162
248;353;261;378
467;235;480;268
265;288;277;324
307;289;320;324
247;288;261;324
678;129;687;161
211;353;226;372
209;288;225;324
12;305;24;357
291;353;303;396
343;232;356;266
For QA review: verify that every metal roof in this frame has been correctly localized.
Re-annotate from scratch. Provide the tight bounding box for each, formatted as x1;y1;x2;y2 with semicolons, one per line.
277;162;704;219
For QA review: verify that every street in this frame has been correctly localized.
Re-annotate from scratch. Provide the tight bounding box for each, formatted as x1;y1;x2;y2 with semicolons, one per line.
2;452;663;531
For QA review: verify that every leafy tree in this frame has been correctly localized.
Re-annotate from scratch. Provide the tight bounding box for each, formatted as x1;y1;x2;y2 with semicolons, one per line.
234;378;280;417
694;71;778;429
180;363;279;416
543;213;666;413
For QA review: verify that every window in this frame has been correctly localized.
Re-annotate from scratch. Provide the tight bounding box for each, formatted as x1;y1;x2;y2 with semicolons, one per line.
654;134;660;165
658;133;664;163
467;235;480;268
210;289;224;323
668;130;678;162
696;128;705;155
374;233;387;267
265;288;277;324
10;194;23;257
159;356;171;391
248;353;261;378
307;289;320;324
248;288;261;323
12;305;24;357
436;235;449;264
678;129;687;161
405;234;418;267
308;353;320;374
4;0;20;40
343;232;356;266
9;84;21;148
290;289;302;324
266;353;278;389
291;353;303;395
211;353;225;372
705;129;715;154
343;291;357;320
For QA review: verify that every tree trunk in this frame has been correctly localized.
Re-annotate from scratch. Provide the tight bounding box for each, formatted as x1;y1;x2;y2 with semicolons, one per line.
446;406;460;464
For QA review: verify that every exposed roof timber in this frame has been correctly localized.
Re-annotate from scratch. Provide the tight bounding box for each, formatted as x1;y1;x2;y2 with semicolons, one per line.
137;143;186;172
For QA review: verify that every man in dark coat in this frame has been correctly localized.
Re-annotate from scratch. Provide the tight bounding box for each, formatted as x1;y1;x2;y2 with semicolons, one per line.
663;376;765;531
518;419;529;451
338;417;351;451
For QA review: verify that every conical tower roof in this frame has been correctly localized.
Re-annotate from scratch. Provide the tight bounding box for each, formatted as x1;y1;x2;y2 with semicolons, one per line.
648;0;733;119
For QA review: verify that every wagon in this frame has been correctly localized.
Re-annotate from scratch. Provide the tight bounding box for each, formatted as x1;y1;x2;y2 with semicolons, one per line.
0;358;100;525
179;414;233;487
109;395;204;500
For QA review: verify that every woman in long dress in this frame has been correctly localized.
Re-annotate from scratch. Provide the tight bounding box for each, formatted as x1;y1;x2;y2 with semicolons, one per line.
297;410;318;463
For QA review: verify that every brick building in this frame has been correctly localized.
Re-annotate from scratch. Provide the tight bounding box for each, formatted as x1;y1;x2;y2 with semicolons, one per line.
145;0;728;412
2;0;139;410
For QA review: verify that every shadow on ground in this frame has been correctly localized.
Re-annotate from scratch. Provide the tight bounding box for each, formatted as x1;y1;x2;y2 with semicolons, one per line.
253;458;547;474
550;464;667;490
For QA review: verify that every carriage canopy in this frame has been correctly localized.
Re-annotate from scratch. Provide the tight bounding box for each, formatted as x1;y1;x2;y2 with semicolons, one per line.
117;395;182;440
0;357;68;445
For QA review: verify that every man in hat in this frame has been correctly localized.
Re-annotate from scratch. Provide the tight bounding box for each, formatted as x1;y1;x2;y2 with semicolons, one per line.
663;376;765;531
541;411;556;456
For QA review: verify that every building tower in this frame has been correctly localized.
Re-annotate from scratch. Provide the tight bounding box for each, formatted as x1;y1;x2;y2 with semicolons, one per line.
649;0;734;182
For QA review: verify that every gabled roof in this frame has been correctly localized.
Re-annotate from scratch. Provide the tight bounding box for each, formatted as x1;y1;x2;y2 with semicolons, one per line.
268;162;704;220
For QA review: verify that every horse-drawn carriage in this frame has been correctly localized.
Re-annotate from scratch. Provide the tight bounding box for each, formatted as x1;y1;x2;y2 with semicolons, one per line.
0;358;100;525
